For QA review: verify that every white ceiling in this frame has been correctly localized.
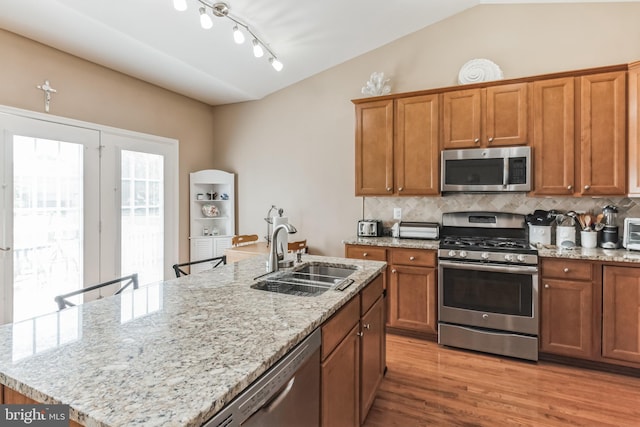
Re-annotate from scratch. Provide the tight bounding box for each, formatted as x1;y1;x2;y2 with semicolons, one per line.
0;0;636;106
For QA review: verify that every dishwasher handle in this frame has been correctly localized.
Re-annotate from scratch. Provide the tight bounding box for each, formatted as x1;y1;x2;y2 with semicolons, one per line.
264;377;295;414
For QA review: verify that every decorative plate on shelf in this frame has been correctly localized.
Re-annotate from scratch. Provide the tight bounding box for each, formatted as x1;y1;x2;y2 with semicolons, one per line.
201;204;219;217
458;58;504;84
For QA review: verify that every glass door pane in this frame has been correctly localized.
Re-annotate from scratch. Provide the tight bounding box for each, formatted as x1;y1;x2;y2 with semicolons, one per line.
0;114;100;325
120;150;164;285
13;136;84;321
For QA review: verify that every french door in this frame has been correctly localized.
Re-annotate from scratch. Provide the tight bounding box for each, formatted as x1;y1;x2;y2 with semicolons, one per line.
0;111;177;324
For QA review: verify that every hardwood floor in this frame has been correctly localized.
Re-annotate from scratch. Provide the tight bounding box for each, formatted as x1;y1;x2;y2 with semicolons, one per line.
363;334;640;427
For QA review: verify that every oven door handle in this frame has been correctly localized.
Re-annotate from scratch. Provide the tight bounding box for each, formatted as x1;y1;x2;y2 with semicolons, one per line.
439;260;539;274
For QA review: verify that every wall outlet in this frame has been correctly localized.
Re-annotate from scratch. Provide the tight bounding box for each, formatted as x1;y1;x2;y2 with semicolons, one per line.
393;207;402;220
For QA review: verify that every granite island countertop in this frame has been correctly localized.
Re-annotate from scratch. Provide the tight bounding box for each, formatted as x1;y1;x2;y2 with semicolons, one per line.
0;255;386;427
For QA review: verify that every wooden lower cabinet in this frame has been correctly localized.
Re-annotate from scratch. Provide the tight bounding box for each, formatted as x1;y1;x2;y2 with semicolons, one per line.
389;265;437;334
388;248;437;336
603;266;640;364
321;275;385;427
360;295;385;422
322;323;361;427
1;386;82;427
540;278;597;359
539;259;600;360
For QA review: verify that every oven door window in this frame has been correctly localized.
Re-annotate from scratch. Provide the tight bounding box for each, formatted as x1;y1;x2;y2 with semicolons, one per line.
442;267;532;316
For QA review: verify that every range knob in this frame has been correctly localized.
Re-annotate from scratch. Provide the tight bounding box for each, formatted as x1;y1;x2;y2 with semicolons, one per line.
504;254;514;262
448;250;456;257
459;250;468;259
481;252;490;260
517;254;526;262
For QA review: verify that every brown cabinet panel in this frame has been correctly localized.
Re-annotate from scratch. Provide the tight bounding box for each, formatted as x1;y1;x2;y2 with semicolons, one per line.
361;275;384;316
603;266;640;364
540;258;593;281
321;324;360;427
389;264;437;334
628;62;640;195
389;248;436;267
355;100;394;196
360;296;385;423
442;83;528;149
442;89;482;149
322;296;360;360
531;77;575;195
578;71;627;196
485;83;529;146
395;94;440;195
344;245;387;262
540;278;596;359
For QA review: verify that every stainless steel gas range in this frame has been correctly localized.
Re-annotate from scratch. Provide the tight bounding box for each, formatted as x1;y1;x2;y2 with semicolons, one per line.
437;212;539;361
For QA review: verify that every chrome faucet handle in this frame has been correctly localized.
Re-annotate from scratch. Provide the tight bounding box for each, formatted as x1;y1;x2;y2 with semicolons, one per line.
296;252;302;263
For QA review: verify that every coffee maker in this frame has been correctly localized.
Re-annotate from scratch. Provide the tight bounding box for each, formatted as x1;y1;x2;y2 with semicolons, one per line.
601;205;619;249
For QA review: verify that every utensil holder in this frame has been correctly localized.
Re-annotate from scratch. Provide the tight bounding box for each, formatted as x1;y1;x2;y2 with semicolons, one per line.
580;230;597;248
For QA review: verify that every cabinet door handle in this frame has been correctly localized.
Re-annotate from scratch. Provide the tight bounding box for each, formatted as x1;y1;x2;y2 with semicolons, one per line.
362;252;368;257
398;187;403;192
544;284;550;289
584;185;591;191
357;331;364;337
0;247;10;251
391;269;397;274
386;187;392;192
474;138;480;144
409;256;415;261
563;268;569;273
567;185;573;191
363;323;371;330
488;137;494;143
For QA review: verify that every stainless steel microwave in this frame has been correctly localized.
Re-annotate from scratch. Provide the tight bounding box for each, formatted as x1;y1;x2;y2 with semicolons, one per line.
441;146;531;193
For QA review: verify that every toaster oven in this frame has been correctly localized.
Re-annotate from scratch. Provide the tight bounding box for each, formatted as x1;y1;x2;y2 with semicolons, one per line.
623;218;640;250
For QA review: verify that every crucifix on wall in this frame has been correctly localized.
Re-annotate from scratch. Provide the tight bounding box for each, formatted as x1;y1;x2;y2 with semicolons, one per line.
36;80;57;113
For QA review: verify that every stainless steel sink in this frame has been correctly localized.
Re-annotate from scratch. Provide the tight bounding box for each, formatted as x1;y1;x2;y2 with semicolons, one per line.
251;263;357;297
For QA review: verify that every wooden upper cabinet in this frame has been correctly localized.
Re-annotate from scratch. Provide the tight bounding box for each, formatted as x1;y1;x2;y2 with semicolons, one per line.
395;94;440;195
485;83;529;146
603;266;640;364
628;62;640;196
531;77;575;195
442;83;528;149
442;88;482;149
355;99;394;196
578;71;627;196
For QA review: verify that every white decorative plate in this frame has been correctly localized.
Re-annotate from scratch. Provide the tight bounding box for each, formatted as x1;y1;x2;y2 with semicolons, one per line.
458;59;504;85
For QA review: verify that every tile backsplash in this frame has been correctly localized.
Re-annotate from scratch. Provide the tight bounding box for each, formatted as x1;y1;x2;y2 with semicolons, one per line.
364;194;640;230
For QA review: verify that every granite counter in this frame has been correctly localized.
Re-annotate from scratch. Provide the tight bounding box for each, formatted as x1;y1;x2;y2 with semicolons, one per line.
0;255;386;427
344;236;640;264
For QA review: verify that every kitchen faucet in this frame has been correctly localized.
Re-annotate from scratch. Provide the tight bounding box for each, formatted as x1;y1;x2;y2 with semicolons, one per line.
268;223;297;273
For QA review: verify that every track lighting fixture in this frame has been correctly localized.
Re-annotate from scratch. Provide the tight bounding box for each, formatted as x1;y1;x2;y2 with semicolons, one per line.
199;7;213;29
172;1;283;71
232;25;245;44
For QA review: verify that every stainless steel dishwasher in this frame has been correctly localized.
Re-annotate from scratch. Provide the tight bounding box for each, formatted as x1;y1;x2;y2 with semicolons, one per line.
204;329;321;427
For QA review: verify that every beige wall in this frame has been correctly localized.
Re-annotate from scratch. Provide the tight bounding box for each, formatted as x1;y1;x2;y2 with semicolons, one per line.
212;3;640;256
0;29;217;264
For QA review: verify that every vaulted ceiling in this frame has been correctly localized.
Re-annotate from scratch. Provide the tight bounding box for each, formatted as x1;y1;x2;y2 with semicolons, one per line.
0;0;634;105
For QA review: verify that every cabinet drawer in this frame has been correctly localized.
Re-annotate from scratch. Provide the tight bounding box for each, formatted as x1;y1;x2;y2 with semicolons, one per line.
345;245;386;261
389;248;436;267
361;274;384;316
541;259;592;281
322;296;360;360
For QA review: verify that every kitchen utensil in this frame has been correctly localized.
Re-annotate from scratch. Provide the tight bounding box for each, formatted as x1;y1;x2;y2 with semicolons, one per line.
596;213;604;224
584;215;592;229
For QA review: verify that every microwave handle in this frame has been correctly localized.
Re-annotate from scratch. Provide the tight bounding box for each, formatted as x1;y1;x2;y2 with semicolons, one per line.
503;157;509;188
